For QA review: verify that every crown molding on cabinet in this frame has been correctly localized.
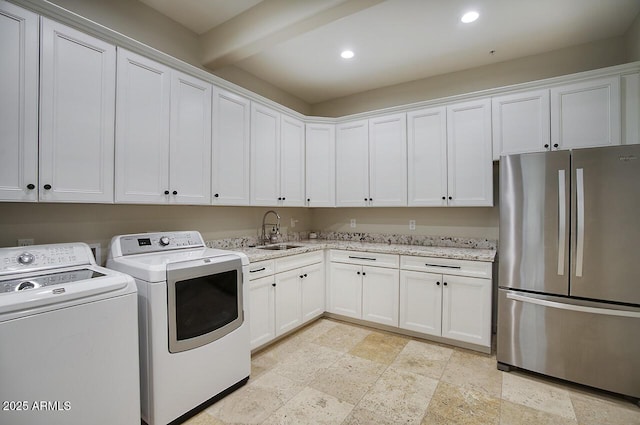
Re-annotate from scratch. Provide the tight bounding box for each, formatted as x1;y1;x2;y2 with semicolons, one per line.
8;0;640;125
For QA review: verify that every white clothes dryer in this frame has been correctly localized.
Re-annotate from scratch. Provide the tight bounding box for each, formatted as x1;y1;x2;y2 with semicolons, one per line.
107;231;250;425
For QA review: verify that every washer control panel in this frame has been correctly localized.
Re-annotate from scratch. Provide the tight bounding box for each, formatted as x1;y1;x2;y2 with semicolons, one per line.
0;244;92;274
119;231;205;256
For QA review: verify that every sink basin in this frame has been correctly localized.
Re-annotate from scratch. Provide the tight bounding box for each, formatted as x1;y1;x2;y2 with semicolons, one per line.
257;244;303;251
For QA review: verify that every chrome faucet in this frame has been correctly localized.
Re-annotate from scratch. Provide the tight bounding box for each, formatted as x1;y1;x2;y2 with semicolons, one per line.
261;210;281;245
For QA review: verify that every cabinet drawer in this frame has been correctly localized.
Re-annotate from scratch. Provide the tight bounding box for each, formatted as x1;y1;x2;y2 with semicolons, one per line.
247;260;275;280
330;250;399;268
400;255;491;279
275;251;323;273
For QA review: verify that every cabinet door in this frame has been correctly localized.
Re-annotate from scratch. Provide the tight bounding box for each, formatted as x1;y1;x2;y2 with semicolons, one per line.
407;107;447;206
328;262;362;319
551;76;621;150
492;89;550;158
301;262;325;323
622;72;639;145
169;70;211;205
399;270;442;336
446;98;493;206
362;266;399;326
250;103;280;206
249;275;275;349
274;269;302;336
0;2;38;202
441;275;491;347
368;113;407;206
305;123;335;207
280;114;305;206
212;87;250;205
40;18;116;203
115;49;171;203
336;120;369;207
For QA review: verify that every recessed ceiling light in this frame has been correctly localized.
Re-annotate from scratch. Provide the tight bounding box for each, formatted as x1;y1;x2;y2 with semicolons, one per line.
341;50;354;59
461;11;479;23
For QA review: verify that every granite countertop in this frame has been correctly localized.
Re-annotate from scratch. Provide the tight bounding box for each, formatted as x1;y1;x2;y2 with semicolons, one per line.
233;239;496;263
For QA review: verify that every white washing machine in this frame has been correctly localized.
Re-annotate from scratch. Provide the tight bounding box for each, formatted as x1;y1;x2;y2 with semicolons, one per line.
107;231;250;425
0;243;140;425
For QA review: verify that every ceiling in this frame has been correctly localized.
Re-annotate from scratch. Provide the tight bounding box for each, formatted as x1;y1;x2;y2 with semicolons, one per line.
140;0;640;104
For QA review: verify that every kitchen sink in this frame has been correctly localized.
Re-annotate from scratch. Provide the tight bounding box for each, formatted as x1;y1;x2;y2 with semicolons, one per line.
257;244;303;251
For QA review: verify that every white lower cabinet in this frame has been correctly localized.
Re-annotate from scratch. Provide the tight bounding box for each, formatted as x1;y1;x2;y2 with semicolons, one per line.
328;250;400;326
399;256;493;349
249;274;275;349
248;252;324;350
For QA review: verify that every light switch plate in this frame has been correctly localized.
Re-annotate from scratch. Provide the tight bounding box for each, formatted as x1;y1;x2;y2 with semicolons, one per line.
409;220;416;230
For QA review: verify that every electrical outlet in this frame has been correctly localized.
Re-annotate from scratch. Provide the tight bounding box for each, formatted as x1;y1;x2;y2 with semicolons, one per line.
290;218;298;228
350;219;356;228
18;238;34;246
409;220;416;230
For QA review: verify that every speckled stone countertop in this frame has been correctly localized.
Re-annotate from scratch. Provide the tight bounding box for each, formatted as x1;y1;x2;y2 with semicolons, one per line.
227;240;496;263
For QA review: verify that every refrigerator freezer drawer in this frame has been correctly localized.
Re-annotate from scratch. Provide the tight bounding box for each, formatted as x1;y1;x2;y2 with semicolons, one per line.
497;289;640;398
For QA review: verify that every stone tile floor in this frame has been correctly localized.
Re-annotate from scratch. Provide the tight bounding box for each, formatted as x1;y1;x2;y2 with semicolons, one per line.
183;319;640;425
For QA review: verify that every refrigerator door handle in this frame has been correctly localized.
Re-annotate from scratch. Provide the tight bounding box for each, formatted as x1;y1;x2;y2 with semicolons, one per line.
576;168;585;277
506;293;640;318
557;170;566;275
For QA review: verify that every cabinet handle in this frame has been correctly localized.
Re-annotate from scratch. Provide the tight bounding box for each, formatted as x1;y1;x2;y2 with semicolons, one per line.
307;198;310;202
214;193;219;197
272;283;276;287
553;143;559;148
443;282;448;286
278;197;282;201
369;198;372;201
424;263;461;269
357;271;361;275
172;190;178;195
26;184;35;190
249;267;266;273
282;197;286;201
362;272;366;276
544;144;550;148
348;256;376;261
300;274;304;278
448;196;452;200
43;184;52;190
364;198;368;201
304;273;307;277
164;190;170;195
436;281;441;286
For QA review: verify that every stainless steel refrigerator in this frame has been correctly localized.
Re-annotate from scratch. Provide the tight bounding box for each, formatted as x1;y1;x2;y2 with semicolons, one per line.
497;144;640;400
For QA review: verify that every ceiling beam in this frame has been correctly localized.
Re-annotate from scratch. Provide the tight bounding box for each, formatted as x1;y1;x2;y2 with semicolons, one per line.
200;0;385;70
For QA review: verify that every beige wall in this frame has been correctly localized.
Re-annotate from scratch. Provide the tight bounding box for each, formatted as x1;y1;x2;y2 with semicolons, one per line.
310;36;629;117
627;12;640;61
0;203;311;264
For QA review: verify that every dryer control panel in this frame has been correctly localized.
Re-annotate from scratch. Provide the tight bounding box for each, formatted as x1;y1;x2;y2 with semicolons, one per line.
117;231;205;256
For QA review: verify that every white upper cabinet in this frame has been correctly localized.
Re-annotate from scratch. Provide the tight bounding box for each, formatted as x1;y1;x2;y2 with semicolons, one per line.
115;49;171;204
446;98;493;207
492;89;550;159
368;113;407;206
250;103;280;206
335;119;369;207
280;115;305;207
39;18;116;203
115;49;212;204
169;70;211;204
0;1;38;202
407;107;447;206
408;100;493;207
550;76;621;150
211;87;250;205
305;123;335;207
622;72;639;145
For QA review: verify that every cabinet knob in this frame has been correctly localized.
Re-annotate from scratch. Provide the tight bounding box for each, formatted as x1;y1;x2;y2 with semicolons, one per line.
304;273;307;277
364;198;368;201
357;271;361;275
282;197;286;201
272;283;276;287
214;193;219;198
436;281;440;286
278;197;282;201
362;272;366;276
172;190;178;195
443;282;448;286
43;184;52;190
164;190;170;195
448;196;452;200
442;196;446;200
553;143;559;148
369;198;373;201
544;144;549;148
300;275;304;279
307;198;310;202
26;184;35;190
